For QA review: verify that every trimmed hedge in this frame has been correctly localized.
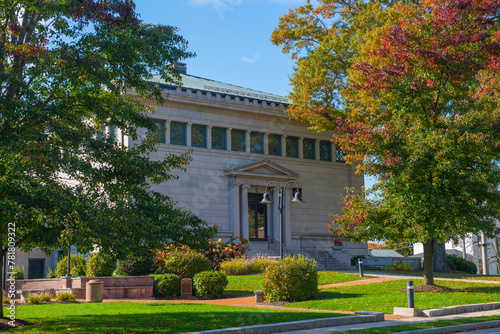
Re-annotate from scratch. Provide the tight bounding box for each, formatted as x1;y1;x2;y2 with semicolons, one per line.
447;254;477;274
263;255;318;302
193;271;228;299
156;274;181;298
159;251;211;279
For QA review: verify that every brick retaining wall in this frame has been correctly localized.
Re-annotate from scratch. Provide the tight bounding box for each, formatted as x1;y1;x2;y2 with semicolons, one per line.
13;276;154;300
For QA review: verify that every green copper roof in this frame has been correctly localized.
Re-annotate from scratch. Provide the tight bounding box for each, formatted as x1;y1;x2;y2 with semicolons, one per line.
151;73;286;104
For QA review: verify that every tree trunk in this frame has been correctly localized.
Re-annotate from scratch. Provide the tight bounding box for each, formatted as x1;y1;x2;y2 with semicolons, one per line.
0;231;4;318
423;239;436;285
433;242;450;271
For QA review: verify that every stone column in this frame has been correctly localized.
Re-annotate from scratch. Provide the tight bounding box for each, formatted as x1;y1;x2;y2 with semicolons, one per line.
282;135;287;157
227;128;232;151
229;182;241;238
299;137;304;159
207;125;212;149
315;139;320;161
245;131;251;153
272;186;280;242
264;133;269;155
241;185;251;239
165;120;171;145
186;123;192;147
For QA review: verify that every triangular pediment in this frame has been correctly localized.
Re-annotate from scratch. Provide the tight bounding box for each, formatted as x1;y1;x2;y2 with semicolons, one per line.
224;159;299;180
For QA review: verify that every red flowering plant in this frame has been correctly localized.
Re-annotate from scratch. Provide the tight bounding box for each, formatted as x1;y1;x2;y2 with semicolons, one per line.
201;237;248;270
333;240;343;246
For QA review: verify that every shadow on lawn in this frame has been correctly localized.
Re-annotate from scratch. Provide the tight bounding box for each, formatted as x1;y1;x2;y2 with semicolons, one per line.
21;304;338;334
317;291;362;300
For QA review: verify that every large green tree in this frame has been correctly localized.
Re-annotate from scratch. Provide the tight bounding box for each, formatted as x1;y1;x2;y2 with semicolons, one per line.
273;0;500;285
0;0;217;316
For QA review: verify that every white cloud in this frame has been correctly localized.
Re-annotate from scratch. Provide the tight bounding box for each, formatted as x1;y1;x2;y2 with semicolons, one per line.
189;0;243;20
241;54;262;64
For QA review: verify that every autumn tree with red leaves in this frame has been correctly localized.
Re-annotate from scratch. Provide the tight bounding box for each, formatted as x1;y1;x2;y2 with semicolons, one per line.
273;0;500;285
0;0;217;318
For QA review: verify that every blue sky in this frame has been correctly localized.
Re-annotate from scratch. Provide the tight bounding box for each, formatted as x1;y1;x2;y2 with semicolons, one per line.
133;0;302;97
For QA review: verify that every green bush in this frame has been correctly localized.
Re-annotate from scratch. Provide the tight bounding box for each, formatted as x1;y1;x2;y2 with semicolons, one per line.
87;252;116;277
9;265;25;279
251;255;276;273
447;254;477;274
46;266;57;279
155;274;181;298
263;255;318;302
55;254;87;277
220;258;253;275
56;292;76;302
159;251;211;279
193;271;228;299
115;254;154;276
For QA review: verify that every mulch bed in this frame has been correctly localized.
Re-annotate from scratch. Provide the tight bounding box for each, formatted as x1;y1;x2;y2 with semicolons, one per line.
0;318;32;331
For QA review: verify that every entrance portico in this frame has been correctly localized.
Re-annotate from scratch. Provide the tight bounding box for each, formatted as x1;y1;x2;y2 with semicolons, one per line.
225;159;299;246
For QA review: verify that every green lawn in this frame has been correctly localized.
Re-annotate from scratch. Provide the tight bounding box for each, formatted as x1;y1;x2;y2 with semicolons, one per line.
286;279;500;314
8;302;343;334
369;270;500;281
225;271;369;297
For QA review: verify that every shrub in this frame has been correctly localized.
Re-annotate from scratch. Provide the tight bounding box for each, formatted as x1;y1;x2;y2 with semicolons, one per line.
447;254;477;274
155;274;181;298
56;292;76;302
158;251;211;279
193;271;228;299
46;266;57;279
55;254;87;277
220;258;253;275
251;255;276;273
26;292;51;304
383;263;414;271
9;265;25;279
202;238;248;269
115;254;154;276
87;252;116;277
263;255;318;302
2;297;9;304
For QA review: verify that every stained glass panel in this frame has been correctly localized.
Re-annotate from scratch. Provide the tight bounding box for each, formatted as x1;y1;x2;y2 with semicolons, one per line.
336;146;345;162
191;124;206;148
268;134;281;156
170;122;186;145
303;138;315;159
320;140;332;161
231;129;246;152
286;136;299;158
150;120;165;144
212;127;226;150
250;132;264;154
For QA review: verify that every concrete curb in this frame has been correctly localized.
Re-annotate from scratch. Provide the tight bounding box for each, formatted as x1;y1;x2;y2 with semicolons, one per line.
181;312;384;334
423;302;500;317
394;319;500;334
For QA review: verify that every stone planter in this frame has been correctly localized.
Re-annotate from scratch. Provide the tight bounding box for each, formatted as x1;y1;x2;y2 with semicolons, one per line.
331;245;344;251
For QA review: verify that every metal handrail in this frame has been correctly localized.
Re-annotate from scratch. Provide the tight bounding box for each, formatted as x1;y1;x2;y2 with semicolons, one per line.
268;235;294;257
299;237;337;269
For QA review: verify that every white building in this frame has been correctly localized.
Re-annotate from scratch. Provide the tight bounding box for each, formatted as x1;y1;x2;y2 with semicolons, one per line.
14;63;367;278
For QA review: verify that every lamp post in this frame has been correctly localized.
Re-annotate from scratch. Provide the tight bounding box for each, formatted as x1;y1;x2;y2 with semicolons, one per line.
260;180;304;259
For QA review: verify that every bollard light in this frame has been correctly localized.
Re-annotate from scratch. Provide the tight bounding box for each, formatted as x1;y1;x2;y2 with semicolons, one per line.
358;258;364;277
407;281;414;308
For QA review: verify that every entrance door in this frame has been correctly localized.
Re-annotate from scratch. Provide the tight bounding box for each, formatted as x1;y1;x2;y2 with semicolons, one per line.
28;259;45;279
248;193;267;241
